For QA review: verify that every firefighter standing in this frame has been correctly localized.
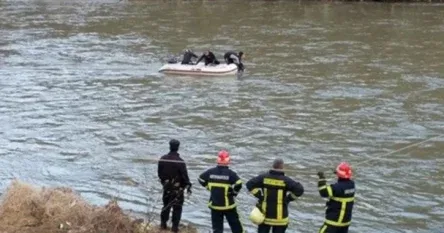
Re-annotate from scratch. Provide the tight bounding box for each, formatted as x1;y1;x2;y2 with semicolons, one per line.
157;139;192;233
246;158;304;233
198;150;245;233
317;162;355;233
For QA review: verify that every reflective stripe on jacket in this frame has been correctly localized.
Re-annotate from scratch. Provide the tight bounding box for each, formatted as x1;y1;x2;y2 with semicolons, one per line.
318;178;355;227
198;165;242;210
246;170;304;226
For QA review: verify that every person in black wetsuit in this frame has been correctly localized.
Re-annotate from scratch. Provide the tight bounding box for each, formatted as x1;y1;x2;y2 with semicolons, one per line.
196;50;220;66
181;49;198;65
224;51;244;71
157;139;192;233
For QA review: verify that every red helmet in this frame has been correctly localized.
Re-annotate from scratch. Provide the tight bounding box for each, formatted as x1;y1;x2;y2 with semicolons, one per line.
217;150;230;165
336;162;352;179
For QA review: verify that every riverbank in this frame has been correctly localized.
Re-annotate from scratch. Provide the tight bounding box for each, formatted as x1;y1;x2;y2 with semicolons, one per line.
0;180;198;233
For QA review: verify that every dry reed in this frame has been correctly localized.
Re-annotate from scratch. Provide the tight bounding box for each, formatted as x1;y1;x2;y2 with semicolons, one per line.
0;180;198;233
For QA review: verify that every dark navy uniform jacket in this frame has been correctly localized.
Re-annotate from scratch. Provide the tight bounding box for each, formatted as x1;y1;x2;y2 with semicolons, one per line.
198;165;242;210
157;152;191;191
318;178;355;227
246;170;304;226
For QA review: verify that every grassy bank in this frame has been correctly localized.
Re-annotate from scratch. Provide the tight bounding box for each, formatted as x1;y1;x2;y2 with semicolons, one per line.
0;180;198;233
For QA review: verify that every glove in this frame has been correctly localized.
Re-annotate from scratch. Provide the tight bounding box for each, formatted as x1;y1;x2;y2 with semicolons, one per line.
284;194;292;203
186;183;192;195
317;171;325;179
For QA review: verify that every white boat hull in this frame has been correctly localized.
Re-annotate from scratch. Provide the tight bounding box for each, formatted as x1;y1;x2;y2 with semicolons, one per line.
158;62;239;76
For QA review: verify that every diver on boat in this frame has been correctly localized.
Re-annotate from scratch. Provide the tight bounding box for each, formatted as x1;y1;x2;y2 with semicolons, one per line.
317;162;355;233
181;49;198;65
157;139;192;233
198;150;244;233
224;51;244;71
196;50;220;66
246;158;304;233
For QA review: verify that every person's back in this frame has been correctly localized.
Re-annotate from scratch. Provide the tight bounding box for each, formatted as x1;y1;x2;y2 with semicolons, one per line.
224;51;242;64
196;50;220;66
318;162;355;233
157;139;191;233
198;150;244;233
248;171;303;225
158;152;187;188
224;51;244;71
246;159;304;233
181;49;198;65
201;165;240;210
325;179;355;223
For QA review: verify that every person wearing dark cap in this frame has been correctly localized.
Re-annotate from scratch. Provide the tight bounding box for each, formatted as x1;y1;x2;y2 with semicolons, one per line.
224;51;244;71
198;150;244;233
246;158;304;233
157;139;192;233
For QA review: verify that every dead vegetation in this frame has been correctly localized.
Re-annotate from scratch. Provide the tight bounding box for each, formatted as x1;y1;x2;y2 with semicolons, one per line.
0;180;198;233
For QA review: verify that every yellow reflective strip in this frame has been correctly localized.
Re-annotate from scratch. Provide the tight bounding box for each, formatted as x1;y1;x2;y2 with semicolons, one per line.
277;190;283;220
198;178;205;183
263;178;286;187
224;186;229;207
331;196;354;202
208;182;232;208
319;225;327;233
262;188;267;213
251;188;260;195
318;185;327;190
263;217;289;226
326;186;333;197
235;179;242;184
290;193;298;199
209;203;236;210
338;201;347;223
208;182;230;188
324;219;351;227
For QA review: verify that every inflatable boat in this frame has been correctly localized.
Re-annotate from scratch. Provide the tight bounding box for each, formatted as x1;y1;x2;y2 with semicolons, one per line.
158;62;239;76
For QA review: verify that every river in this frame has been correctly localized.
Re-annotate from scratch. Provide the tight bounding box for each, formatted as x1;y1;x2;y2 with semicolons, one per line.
1;0;444;232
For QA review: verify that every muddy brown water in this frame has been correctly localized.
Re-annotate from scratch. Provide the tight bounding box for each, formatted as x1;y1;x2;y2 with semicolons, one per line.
1;1;444;232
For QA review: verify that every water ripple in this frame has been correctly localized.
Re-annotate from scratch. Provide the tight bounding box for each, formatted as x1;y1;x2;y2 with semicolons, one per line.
1;1;444;233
